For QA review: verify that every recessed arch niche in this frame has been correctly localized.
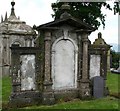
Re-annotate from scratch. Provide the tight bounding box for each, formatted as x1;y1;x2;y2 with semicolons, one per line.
52;37;78;90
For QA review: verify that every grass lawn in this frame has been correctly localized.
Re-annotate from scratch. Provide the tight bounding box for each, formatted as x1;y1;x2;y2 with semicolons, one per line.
2;72;120;110
106;72;120;96
2;75;12;104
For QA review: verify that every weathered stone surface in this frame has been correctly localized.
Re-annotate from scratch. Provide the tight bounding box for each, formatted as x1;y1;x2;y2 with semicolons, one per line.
90;55;101;79
42;92;55;105
93;32;111;71
20;55;36;91
0;1;36;76
10;91;42;107
54;89;79;101
10;46;41;106
9;2;109;106
52;39;77;90
42;31;55;105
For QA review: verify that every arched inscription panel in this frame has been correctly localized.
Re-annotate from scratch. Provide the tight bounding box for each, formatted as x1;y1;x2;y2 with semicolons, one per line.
52;38;78;90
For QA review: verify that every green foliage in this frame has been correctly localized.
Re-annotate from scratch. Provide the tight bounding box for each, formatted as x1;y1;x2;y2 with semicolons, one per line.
51;2;119;29
111;50;120;68
114;2;120;14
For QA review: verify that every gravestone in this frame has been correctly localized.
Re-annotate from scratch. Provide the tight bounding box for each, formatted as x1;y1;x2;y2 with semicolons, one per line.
93;76;105;98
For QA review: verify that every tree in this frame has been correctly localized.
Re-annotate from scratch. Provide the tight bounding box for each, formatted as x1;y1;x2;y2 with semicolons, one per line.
111;50;120;69
51;2;119;29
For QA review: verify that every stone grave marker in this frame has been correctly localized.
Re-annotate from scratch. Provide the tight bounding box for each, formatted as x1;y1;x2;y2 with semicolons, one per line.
93;76;105;98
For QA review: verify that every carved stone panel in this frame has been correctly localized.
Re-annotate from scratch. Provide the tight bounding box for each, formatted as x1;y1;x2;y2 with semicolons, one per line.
52;39;77;90
20;55;36;91
90;55;101;79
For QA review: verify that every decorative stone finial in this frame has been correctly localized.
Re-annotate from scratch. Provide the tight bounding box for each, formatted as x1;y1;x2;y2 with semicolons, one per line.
11;0;15;7
33;24;37;29
10;0;16;16
98;32;102;38
61;2;70;11
60;3;71;19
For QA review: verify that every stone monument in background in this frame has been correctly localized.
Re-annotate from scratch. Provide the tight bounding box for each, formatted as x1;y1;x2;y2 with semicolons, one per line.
0;1;36;76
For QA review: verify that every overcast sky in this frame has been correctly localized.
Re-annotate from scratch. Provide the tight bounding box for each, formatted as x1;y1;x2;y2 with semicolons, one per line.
0;0;118;48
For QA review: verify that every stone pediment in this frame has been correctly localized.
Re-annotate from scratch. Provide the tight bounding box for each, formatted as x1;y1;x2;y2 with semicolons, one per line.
36;16;96;32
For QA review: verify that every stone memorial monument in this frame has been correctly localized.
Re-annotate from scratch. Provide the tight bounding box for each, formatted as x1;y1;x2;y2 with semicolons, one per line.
0;1;36;76
9;2;110;106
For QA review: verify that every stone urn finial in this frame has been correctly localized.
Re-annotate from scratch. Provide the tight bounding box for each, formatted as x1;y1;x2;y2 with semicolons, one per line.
61;2;70;10
60;3;71;19
11;0;15;16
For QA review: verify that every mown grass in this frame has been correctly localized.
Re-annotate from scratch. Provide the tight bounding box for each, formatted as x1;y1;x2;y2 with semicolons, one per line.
106;72;120;95
2;75;12;103
2;72;120;110
22;97;119;110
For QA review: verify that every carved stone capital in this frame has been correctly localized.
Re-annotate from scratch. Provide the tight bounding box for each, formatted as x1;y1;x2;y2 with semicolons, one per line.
44;31;51;41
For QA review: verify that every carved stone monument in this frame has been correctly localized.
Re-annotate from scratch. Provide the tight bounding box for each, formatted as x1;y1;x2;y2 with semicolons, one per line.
0;1;36;76
89;32;110;97
9;3;110;106
10;45;41;106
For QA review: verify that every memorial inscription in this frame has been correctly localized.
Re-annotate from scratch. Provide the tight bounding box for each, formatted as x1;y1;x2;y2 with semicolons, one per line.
20;55;36;91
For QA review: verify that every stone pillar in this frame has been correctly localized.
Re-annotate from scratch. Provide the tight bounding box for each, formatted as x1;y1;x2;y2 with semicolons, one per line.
0;37;3;76
119;60;120;68
3;37;10;76
79;33;91;99
82;34;89;79
101;49;107;79
107;49;111;71
77;35;82;88
11;45;21;92
42;31;55;105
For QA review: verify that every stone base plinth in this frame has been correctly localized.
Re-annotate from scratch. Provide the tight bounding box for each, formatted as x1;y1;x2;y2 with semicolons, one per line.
42;92;55;105
79;79;91;99
9;91;42;107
